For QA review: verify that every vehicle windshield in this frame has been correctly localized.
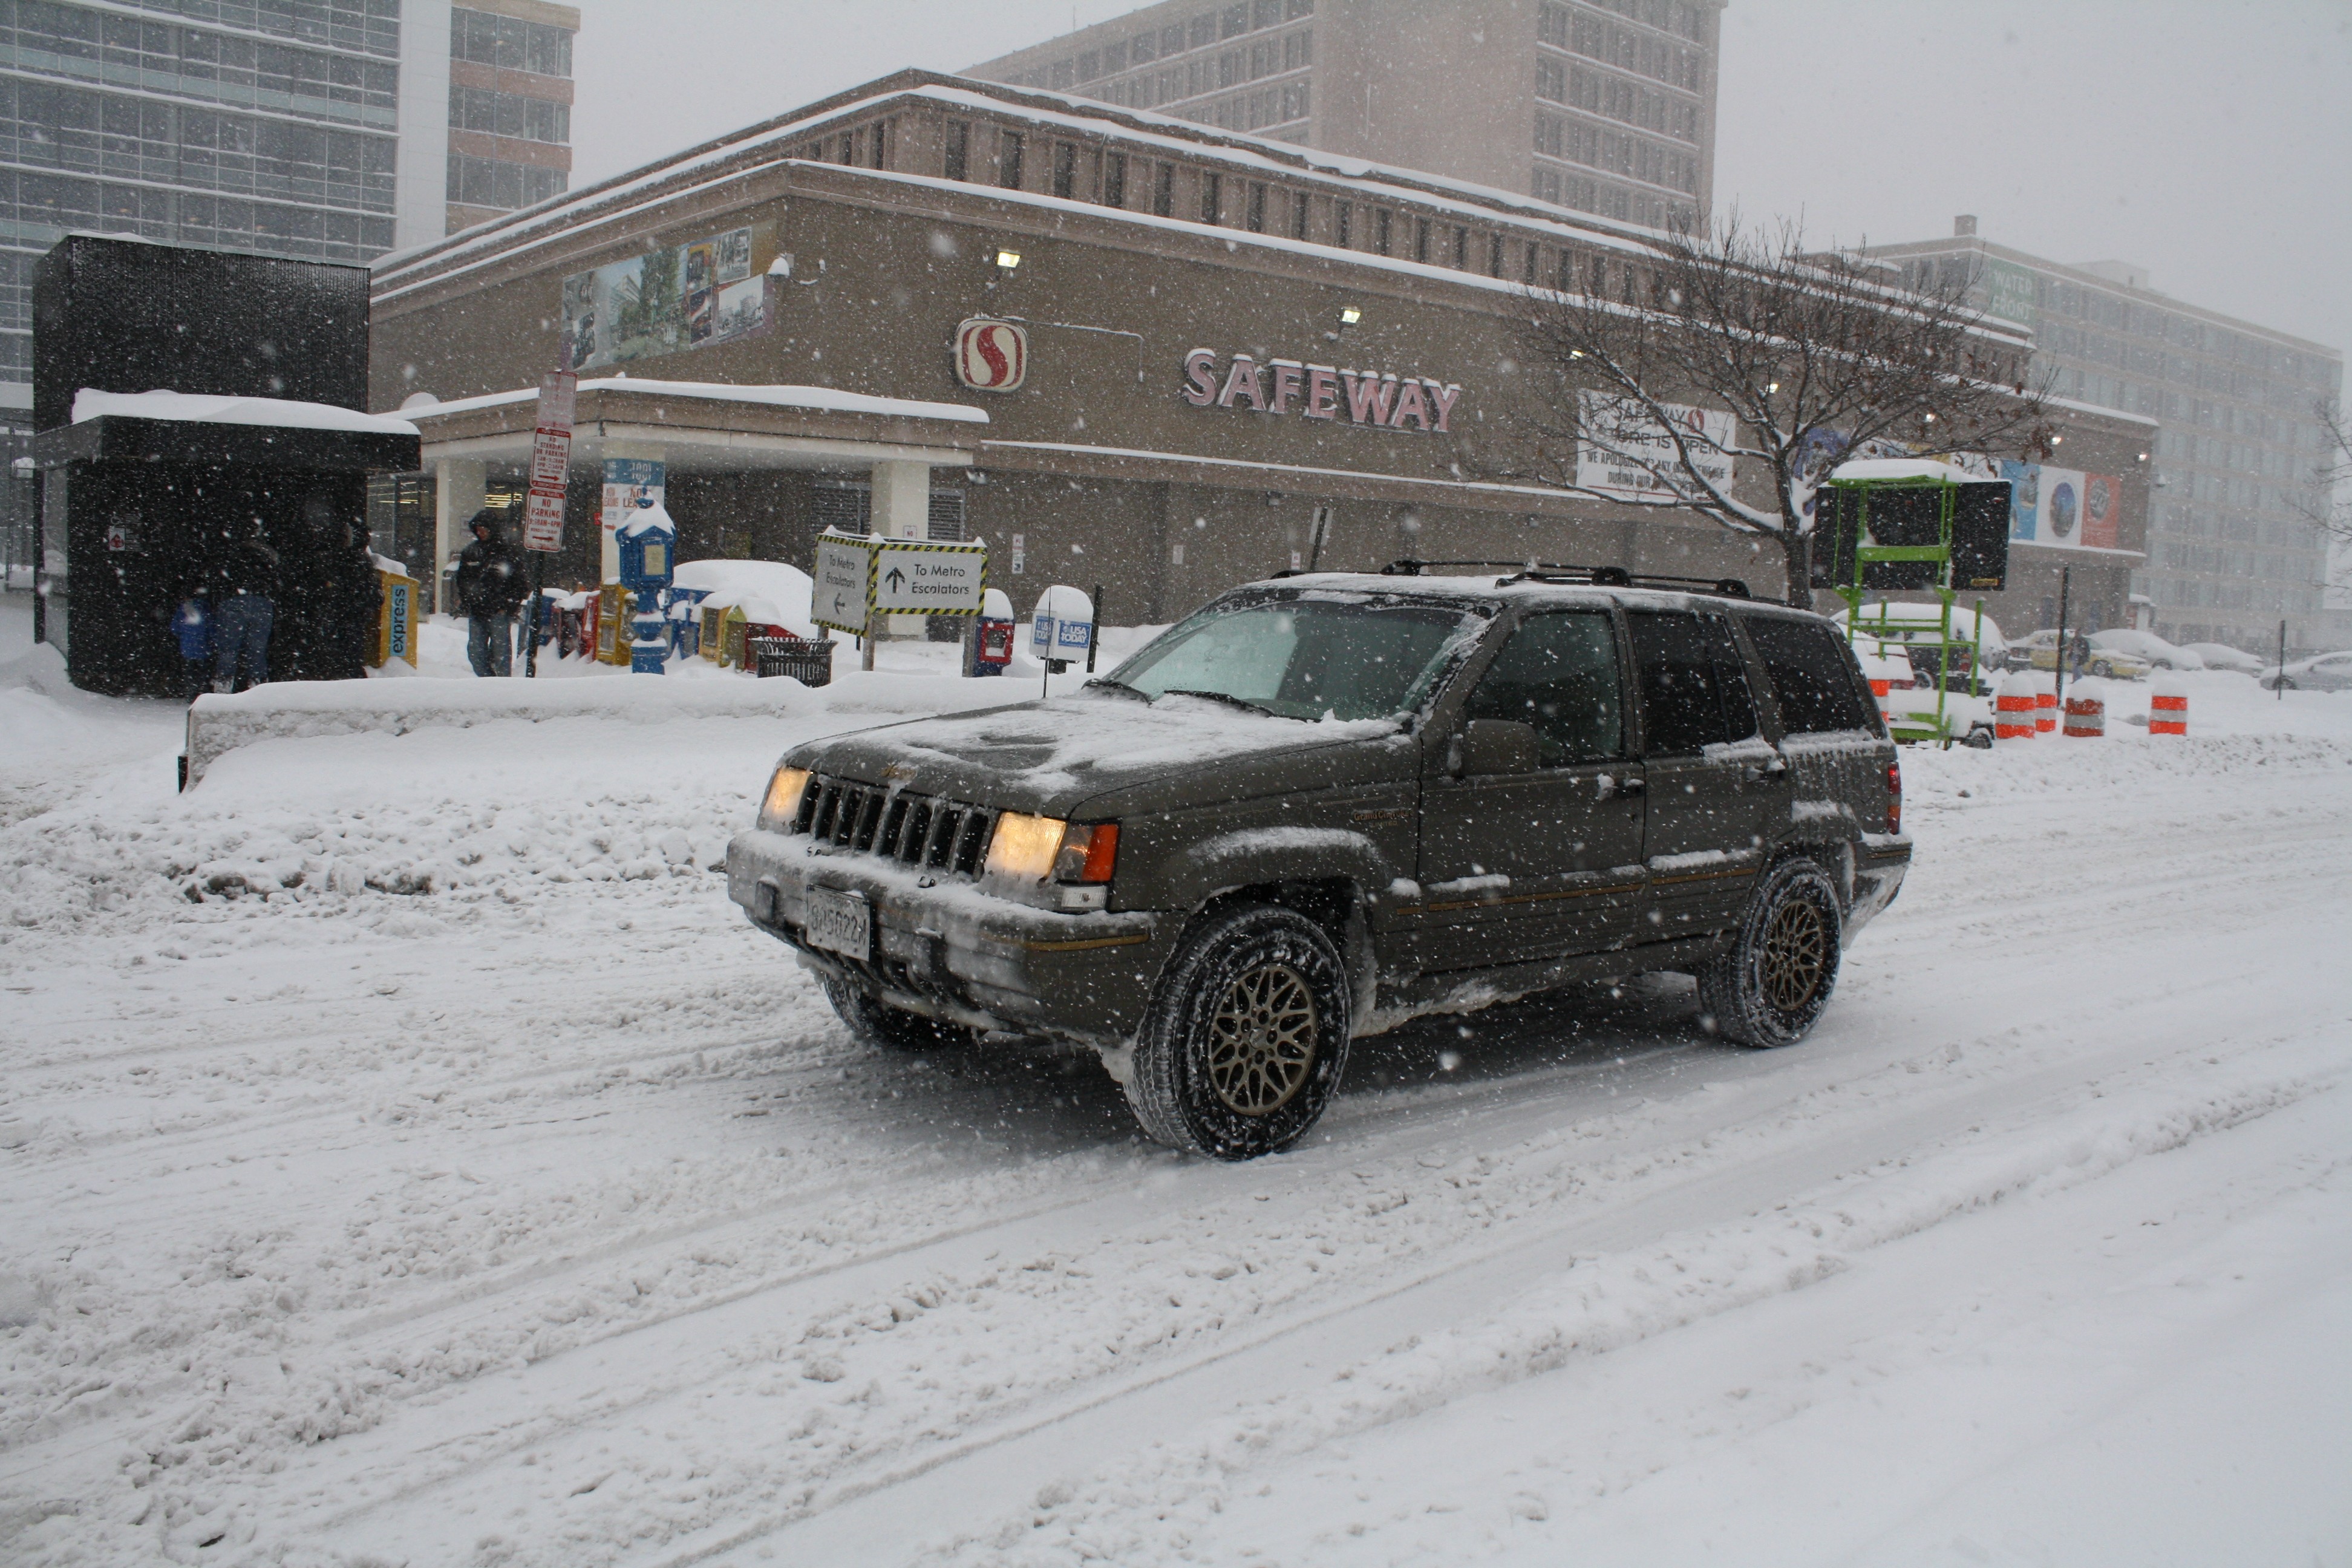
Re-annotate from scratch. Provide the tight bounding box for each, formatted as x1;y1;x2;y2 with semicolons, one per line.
1110;594;1481;722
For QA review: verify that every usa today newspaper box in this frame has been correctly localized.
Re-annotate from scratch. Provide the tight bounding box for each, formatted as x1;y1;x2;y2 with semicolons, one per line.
811;531;988;669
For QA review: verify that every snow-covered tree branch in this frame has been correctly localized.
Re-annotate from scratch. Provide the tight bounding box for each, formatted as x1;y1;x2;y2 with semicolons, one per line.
1488;215;2057;607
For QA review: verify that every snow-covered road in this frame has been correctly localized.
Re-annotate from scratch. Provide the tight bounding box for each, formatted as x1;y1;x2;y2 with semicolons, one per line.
2;633;2348;1566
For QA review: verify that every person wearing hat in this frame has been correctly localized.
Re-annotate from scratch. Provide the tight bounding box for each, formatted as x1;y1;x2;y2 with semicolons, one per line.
452;509;527;677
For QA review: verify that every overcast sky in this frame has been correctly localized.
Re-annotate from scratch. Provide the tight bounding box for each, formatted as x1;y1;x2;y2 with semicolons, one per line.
570;0;2352;360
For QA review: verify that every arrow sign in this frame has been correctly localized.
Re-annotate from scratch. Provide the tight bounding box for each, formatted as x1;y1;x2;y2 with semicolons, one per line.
874;543;986;614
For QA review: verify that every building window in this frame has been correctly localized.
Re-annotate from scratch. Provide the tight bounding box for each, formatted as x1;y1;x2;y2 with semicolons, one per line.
1153;161;1175;216
1246;181;1267;232
998;131;1024;188
1374;207;1391;255
1414;217;1431;264
1335;199;1352;247
1200;171;1221;224
838;131;855;165
1491;233;1508;278
1051;141;1077;199
1452;226;1468;269
1291;189;1310;241
1537;57;1566;102
451;8;573;77
944;120;969;181
871;120;889;169
1102;151;1127;207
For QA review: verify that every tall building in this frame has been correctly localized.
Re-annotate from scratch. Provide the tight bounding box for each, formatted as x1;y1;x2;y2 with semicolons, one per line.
0;0;575;417
1862;220;2345;654
964;0;1722;235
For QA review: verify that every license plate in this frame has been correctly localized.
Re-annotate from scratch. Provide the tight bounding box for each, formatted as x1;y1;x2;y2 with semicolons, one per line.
803;886;871;958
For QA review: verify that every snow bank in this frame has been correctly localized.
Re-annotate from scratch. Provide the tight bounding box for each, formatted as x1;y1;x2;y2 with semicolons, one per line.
671;557;817;638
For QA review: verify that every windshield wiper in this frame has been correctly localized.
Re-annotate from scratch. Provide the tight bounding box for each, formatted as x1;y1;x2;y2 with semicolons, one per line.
1158;688;1295;719
1083;676;1149;701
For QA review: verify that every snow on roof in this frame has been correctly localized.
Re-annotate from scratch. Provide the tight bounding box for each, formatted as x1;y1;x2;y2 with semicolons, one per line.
670;558;815;637
371;74;1675;292
409;377;988;426
1828;458;1979;485
73;388;420;436
616;502;676;538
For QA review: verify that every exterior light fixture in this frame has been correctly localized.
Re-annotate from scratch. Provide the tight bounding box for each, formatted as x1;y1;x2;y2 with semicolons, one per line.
2137;451;2148;462
995;249;1022;270
1570;349;1584;359
1923;412;1936;422
1339;307;1362;324
2051;434;2063;445
1767;382;1779;393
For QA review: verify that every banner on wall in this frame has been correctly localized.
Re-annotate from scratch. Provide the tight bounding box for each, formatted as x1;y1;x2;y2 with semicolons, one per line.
2037;466;2087;546
2080;472;2122;549
1575;391;1737;501
561;223;777;370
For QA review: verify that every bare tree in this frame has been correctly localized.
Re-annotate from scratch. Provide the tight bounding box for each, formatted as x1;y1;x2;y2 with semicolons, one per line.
1493;216;2053;607
2304;397;2351;569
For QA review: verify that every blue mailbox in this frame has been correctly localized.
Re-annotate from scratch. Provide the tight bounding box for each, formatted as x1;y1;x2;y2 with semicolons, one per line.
616;500;676;594
617;501;676;674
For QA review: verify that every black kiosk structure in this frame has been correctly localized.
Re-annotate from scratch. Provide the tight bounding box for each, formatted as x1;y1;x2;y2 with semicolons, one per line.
30;234;420;697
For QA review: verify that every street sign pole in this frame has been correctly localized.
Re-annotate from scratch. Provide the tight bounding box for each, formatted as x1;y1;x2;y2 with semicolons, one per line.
521;369;576;678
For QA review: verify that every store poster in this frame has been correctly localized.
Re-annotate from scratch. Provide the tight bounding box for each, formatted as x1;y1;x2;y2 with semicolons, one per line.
2037;466;2086;546
562;223;776;370
599;458;665;578
1999;459;2036;540
2080;472;2122;549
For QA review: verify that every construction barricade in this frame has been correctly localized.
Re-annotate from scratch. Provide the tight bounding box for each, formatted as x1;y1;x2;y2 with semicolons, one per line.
1994;673;2039;739
2149;675;2189;736
2034;673;2058;734
2063;691;2106;737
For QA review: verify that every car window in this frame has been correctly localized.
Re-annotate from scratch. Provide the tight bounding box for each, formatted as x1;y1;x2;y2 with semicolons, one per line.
1460;611;1624;764
1114;596;1477;721
1743;616;1876;734
1628;611;1759;756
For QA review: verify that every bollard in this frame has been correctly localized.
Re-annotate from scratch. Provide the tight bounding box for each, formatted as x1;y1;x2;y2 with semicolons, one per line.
2062;692;2105;737
2034;671;2059;734
2149;675;2188;736
1994;673;2039;739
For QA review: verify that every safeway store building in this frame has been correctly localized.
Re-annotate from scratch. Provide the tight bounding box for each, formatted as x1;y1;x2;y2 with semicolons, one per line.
369;69;2152;635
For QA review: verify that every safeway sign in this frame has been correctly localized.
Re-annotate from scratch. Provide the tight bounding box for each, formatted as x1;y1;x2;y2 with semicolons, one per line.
954;318;1027;391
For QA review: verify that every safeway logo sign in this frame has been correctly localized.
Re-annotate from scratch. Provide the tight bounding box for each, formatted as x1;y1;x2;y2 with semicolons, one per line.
955;318;1027;392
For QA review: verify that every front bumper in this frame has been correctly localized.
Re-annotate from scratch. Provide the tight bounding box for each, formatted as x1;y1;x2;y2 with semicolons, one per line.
726;827;1175;1044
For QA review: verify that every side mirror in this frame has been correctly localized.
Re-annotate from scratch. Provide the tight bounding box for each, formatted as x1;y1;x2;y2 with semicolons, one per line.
1453;719;1539;777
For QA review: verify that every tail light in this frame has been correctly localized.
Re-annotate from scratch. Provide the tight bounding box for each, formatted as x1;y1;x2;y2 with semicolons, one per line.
1886;761;1903;834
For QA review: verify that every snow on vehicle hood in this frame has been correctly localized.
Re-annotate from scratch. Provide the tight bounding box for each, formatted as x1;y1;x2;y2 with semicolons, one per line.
791;690;1407;816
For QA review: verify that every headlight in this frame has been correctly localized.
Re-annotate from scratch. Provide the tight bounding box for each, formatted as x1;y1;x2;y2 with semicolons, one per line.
759;765;811;830
984;812;1065;881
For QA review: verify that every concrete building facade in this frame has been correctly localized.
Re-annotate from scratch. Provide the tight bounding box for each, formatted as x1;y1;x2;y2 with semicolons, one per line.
1863;220;2345;656
368;72;2139;641
964;0;1721;237
0;0;573;422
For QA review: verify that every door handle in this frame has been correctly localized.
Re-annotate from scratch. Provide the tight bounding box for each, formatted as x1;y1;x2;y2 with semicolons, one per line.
1615;774;1645;795
1742;757;1788;783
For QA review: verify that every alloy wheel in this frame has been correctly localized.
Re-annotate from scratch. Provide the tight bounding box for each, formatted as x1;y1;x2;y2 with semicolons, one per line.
1206;962;1318;1115
1759;897;1829;1014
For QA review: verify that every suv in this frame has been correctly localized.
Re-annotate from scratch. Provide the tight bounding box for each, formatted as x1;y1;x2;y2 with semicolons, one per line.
727;569;1910;1160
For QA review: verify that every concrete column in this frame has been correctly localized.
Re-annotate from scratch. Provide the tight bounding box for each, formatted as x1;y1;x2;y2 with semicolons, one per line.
871;460;931;638
433;457;485;616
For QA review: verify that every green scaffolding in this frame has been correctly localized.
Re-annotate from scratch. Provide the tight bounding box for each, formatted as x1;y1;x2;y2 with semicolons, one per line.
1826;472;1986;748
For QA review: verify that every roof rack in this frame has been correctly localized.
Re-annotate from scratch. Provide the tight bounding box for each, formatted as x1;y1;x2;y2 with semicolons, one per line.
1378;559;1751;599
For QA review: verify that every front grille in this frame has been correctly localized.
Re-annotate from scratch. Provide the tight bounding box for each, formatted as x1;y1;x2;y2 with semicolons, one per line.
793;774;995;876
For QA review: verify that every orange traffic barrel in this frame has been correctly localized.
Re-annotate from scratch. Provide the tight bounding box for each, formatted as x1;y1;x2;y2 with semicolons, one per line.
2150;675;2188;736
1995;673;2039;739
2063;692;2106;737
2034;673;2058;733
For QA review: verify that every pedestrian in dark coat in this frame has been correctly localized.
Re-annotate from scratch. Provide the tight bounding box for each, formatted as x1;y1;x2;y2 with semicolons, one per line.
211;526;279;692
453;511;526;677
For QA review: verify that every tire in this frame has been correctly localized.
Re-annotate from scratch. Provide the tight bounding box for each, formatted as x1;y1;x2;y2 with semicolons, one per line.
821;975;977;1051
2090;660;2114;678
1697;857;1843;1049
1126;904;1351;1160
2273;677;2294;691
